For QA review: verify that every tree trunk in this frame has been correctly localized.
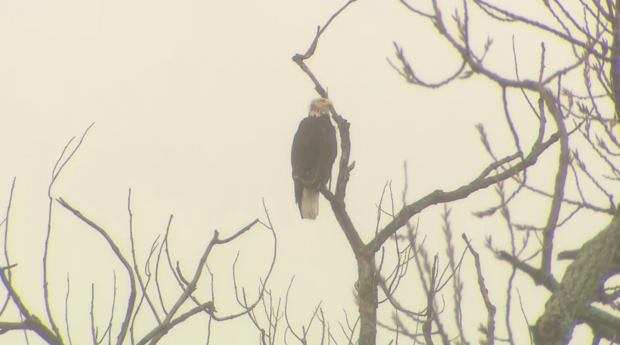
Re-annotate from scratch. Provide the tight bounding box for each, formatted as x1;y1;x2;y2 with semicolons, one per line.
357;248;377;345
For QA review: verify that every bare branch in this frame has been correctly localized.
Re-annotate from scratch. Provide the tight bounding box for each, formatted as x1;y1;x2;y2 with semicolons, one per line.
127;189;161;329
140;218;264;344
462;235;495;345
370;132;559;251
65;274;73;345
43;123;94;343
0;265;61;345
0;177;16;319
56;197;136;345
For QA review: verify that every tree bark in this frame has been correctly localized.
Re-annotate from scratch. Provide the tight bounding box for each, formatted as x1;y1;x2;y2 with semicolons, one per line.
533;211;620;344
357;247;377;345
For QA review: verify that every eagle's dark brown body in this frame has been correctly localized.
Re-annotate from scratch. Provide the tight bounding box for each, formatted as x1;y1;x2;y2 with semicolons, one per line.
291;99;337;219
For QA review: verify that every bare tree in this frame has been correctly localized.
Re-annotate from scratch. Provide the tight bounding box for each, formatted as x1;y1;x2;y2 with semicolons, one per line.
281;0;620;344
0;126;278;345
387;0;620;343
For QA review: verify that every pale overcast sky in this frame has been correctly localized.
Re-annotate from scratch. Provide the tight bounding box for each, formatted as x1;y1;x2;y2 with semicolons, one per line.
0;0;612;344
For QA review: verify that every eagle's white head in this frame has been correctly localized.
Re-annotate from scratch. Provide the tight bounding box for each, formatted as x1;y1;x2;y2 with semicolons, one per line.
309;98;333;117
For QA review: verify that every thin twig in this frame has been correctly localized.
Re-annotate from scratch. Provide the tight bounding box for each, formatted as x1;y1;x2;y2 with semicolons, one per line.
462;234;495;345
43;123;94;343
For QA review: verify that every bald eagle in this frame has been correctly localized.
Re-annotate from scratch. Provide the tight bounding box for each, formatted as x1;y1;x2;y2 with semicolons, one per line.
291;98;337;219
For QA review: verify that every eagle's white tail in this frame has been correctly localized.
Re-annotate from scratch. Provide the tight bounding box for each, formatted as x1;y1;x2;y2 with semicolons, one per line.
301;188;319;220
